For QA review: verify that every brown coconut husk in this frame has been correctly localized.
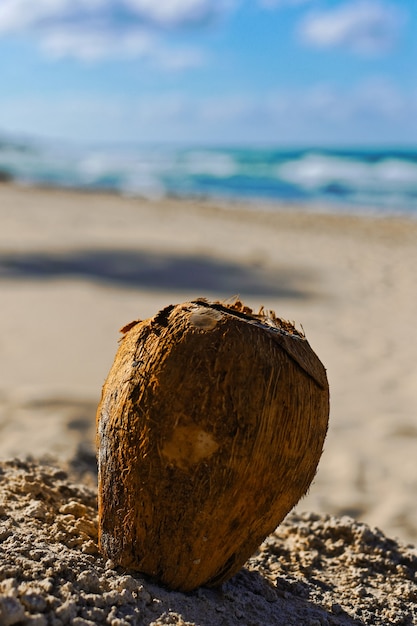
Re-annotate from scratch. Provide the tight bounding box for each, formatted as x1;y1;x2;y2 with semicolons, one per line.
96;299;329;591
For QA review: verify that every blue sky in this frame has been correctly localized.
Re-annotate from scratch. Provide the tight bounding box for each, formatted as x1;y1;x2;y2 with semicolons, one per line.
0;0;416;146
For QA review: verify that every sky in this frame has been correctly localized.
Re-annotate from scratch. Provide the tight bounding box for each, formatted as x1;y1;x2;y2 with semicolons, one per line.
0;0;416;146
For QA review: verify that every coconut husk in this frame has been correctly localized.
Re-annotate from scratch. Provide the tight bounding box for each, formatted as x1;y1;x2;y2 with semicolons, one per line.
96;299;329;591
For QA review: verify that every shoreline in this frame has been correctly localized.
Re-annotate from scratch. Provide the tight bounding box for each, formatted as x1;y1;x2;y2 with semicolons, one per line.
0;182;416;545
3;179;417;224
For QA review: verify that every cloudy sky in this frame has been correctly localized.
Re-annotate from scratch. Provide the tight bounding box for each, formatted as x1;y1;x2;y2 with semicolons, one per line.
0;0;416;145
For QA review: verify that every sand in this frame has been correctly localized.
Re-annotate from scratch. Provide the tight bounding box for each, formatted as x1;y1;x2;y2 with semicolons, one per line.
0;183;416;622
1;459;416;625
1;183;417;542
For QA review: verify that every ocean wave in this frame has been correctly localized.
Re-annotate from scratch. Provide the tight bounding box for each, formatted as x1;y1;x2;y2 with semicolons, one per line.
276;153;417;194
1;139;417;215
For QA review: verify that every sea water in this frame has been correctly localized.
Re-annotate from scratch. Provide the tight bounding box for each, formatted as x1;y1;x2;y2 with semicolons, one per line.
1;137;417;216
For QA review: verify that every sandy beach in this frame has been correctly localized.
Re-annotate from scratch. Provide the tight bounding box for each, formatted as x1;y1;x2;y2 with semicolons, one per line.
1;182;417;548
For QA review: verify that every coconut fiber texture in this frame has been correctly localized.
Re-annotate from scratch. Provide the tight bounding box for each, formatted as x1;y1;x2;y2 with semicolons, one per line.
96;300;329;591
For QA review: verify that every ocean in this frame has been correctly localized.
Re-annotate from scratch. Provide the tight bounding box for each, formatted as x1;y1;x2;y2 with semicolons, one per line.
1;137;417;217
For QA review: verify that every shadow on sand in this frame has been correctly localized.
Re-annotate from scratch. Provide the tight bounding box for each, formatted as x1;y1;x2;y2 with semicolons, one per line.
142;568;368;626
0;248;317;299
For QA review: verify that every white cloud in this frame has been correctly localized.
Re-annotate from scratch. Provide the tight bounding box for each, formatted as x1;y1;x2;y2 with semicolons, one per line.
0;0;232;33
154;47;207;71
298;1;404;55
40;27;154;62
0;1;101;34
40;26;205;68
265;79;410;124
0;0;231;64
258;0;314;9
122;0;233;28
1;79;415;144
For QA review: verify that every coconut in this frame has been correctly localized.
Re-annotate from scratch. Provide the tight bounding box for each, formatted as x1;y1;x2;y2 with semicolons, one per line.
96;299;329;591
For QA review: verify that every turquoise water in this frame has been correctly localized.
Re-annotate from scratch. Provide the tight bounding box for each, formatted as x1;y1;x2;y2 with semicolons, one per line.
1;138;417;216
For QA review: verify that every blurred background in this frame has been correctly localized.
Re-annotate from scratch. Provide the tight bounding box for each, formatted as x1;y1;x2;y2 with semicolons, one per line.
1;1;417;546
0;0;417;212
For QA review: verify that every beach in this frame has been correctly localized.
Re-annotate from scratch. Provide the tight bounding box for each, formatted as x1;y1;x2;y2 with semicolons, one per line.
0;182;417;548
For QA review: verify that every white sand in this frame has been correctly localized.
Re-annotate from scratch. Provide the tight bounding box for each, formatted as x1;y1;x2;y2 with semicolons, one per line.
0;183;416;545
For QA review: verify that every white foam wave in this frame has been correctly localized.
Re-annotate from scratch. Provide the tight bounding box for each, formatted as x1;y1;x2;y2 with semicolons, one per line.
276;154;417;193
77;149;172;198
2;139;417;213
373;159;417;188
